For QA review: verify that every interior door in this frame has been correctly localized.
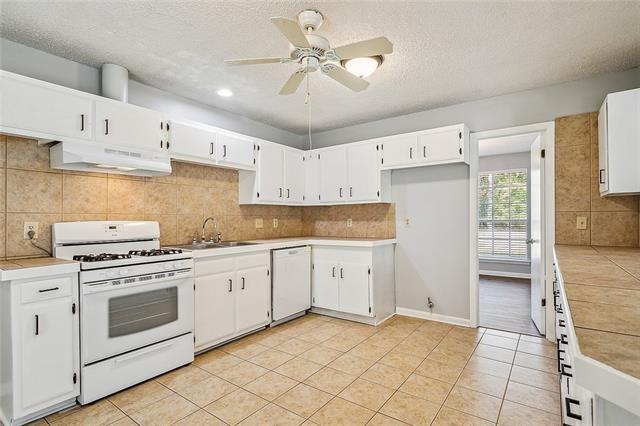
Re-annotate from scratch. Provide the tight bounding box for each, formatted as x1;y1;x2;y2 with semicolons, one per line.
194;272;236;348
258;142;284;202
311;260;339;310
529;134;545;334
347;143;380;201
319;147;348;202
338;262;371;316
284;149;305;203
236;266;270;333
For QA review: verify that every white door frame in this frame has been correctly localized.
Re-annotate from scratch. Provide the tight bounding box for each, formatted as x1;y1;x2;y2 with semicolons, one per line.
469;121;556;341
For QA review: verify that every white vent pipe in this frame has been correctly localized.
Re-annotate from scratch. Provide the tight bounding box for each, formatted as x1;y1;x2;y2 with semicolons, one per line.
101;63;129;102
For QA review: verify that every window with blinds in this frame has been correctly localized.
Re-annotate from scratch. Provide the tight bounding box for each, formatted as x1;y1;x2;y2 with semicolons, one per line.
478;169;528;259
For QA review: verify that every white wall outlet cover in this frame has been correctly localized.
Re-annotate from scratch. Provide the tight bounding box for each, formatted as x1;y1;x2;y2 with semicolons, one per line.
273;218;278;228
346;218;353;228
255;218;264;229
23;221;39;239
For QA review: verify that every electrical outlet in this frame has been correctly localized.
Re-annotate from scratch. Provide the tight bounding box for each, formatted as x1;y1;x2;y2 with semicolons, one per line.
346;218;353;228
23;222;39;239
273;218;278;228
255;218;263;229
576;216;588;230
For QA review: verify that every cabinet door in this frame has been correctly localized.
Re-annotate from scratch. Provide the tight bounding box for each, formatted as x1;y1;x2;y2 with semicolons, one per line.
347;143;380;201
169;120;216;161
319;147;348;202
418;127;462;164
338;262;371;316
194;272;236;348
95;100;165;152
19;297;77;412
284;149;305;203
381;135;417;167
258;142;284;202
305;152;321;203
311;260;339;310
236;266;271;333
598;102;609;193
217;131;255;168
0;72;93;141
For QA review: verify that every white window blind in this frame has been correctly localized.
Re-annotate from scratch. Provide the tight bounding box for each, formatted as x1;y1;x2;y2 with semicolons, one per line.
478;169;528;259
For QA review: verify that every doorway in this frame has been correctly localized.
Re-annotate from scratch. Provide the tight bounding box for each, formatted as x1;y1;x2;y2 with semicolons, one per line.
469;123;555;339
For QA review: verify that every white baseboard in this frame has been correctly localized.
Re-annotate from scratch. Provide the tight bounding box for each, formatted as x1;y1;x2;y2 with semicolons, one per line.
395;307;472;328
479;270;531;279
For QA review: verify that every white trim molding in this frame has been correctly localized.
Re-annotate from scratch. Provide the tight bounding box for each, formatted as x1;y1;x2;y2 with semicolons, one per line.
396;307;472;328
479;270;532;279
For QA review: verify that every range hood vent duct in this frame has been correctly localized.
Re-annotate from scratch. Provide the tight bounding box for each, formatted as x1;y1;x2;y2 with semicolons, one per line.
101;63;129;102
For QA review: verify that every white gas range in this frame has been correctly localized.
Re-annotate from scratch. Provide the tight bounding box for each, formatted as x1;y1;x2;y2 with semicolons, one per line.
52;221;194;404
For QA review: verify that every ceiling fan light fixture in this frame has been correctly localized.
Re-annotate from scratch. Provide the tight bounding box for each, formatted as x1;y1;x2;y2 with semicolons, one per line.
341;55;383;78
216;88;233;97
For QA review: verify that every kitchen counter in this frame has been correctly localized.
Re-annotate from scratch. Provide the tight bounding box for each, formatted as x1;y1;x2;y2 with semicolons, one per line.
0;257;79;281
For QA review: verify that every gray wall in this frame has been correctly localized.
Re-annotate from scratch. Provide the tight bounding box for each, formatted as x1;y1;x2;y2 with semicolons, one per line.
0;38;304;149
478;152;531;277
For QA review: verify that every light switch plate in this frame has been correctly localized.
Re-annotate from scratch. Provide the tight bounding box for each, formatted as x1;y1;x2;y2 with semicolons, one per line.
273;218;278;228
255;218;263;229
346;218;353;228
576;216;588;230
23;222;38;239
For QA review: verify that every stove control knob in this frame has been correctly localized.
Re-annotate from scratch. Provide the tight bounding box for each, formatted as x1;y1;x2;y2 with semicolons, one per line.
119;268;130;276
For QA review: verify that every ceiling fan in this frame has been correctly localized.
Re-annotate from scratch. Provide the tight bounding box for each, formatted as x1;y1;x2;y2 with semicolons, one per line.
224;9;393;95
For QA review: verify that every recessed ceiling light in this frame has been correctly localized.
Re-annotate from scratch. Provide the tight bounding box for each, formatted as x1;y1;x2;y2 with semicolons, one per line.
217;88;233;97
341;56;383;78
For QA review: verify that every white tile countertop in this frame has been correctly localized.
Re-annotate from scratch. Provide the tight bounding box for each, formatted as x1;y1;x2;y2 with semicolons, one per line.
0;257;80;281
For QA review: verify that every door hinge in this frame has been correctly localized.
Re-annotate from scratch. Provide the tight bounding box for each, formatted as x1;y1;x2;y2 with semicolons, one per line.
267;269;270;276
253;158;256;165
73;373;77;384
368;267;371;275
71;303;76;314
459;131;462;139
541;298;546;307
368;306;372;313
541;149;546;158
312;297;315;303
303;195;306;201
193;284;196;291
317;154;320;159
459;148;462;155
376;145;379;151
318;194;321;200
377;191;380;197
193;335;196;343
312;263;315;270
257;192;260;198
381;158;384;165
267;311;270;318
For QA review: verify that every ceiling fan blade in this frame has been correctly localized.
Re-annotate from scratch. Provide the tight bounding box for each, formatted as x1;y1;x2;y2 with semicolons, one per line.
323;65;369;92
279;70;306;95
271;17;310;48
224;57;286;66
333;36;393;59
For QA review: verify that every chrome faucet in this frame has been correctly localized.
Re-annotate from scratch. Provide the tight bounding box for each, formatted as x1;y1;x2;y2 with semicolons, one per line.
201;217;219;243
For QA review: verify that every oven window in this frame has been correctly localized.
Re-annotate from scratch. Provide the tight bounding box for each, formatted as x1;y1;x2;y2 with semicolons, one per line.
108;287;178;337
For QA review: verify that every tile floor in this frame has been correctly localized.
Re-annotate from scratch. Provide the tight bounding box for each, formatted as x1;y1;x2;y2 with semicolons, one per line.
36;314;561;425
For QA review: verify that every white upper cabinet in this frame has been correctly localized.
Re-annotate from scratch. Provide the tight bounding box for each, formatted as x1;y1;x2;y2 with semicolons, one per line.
284;149;305;203
168;119;217;164
319;146;348;202
0;70;93;141
216;131;255;169
95;98;167;152
305;152;321;203
256;141;285;202
418;126;464;164
598;88;640;196
380;134;418;168
347;142;381;202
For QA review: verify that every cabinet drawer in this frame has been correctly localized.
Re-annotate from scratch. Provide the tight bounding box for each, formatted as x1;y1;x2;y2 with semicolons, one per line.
195;252;270;277
21;276;74;304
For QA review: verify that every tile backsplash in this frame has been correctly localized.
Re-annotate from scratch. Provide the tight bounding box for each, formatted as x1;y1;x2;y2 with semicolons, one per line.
0;135;395;259
555;113;640;247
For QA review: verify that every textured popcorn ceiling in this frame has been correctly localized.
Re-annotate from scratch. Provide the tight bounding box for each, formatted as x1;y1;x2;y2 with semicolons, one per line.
1;1;639;135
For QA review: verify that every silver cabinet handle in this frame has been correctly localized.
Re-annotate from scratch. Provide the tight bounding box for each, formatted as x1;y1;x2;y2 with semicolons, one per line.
223;145;227;157
241;277;245;290
228;279;233;292
287;188;290;198
279;188;283;198
210;142;214;156
423;146;426;158
340;268;344;279
104;119;109;135
35;314;39;335
80;114;85;131
339;187;343;198
349;187;353;197
332;266;336;277
409;147;413;159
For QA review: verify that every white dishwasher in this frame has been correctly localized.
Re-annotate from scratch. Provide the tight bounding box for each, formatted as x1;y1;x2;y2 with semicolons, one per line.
272;246;311;323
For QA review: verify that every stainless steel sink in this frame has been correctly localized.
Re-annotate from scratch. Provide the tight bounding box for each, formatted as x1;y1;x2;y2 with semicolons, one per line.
171;241;259;250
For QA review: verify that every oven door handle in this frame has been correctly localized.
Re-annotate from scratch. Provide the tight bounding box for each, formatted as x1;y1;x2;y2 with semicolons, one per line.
114;339;175;365
83;272;193;294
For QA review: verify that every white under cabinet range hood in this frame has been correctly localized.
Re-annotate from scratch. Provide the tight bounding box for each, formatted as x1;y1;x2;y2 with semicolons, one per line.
50;140;171;176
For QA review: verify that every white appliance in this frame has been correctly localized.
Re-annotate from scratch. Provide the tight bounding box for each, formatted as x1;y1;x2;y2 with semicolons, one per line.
271;246;311;323
52;221;194;404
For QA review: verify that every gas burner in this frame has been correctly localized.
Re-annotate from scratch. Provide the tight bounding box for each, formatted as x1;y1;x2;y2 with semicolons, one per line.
129;248;183;257
73;253;132;262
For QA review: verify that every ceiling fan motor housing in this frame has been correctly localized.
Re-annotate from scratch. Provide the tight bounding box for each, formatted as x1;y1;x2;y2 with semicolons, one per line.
298;9;324;32
289;33;331;67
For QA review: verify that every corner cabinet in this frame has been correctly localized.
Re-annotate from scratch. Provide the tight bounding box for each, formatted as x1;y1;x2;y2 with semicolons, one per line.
311;244;395;325
193;251;271;352
598;88;640;196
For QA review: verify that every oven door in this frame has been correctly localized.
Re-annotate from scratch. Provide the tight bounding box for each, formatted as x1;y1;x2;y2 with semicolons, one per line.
81;269;193;364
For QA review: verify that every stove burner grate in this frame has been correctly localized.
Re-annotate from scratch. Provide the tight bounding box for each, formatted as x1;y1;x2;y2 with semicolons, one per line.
73;253;132;262
128;248;183;257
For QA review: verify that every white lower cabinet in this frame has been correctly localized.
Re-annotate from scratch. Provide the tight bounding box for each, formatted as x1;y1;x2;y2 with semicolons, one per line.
194;252;271;352
0;273;80;425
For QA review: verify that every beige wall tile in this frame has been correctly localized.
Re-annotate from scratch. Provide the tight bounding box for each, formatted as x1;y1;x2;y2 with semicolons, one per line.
555;212;590;246
0;171;5;213
591;211;639;247
6;137;58;172
63;213;107;222
0;213;5;258
6;213;61;257
177;214;204;244
63;174;108;214
108;178;145;214
0;135;6;168
144;182;177;214
7;169;62;213
555;113;590;148
145;214;177;246
175;162;205;186
108;213;145;221
555;174;590;212
177;185;207;215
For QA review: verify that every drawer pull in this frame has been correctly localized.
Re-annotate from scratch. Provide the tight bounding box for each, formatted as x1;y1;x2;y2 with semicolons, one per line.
38;287;60;293
35;314;39;335
565;397;583;420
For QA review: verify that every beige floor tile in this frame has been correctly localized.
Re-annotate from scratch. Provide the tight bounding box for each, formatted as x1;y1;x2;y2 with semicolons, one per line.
509;365;560;393
238;403;305;426
443;386;502;422
222;341;269;360
398;373;452;405
194;350;243;374
484;329;520;340
174;409;226;425
380;391;441;425
108;379;173;414
364;334;405;350
108;417;138;426
275;383;333;418
480;334;518;350
304;367;357;395
297;329;336;344
217;361;269;386
361;363;411;389
464;356;512;379
504;381;560;415
177;375;238;407
436;336;477;357
299;346;344;365
498;400;561;425
457;369;508;398
519;334;552;345
249;331;292;348
427;346;470;368
129;393;199;426
431;407;493;426
393;338;436;358
338;378;395;411
310;397;375;425
513;352;557;374
473;343;515;364
49;400;125;425
366;412;407;425
378;349;424;372
244;371;298;401
156;365;211;392
249;348;295;369
414;358;463;384
321;334;364;352
446;327;486;343
204;389;269;425
279;338;316;355
348;342;392;361
328;352;376;376
275;357;324;381
516;341;557;359
28;419;52;426
45;404;82;423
